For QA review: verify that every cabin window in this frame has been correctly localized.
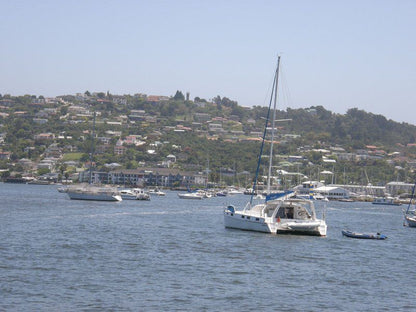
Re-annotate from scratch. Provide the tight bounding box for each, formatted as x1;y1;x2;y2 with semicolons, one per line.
247;216;250;220
256;218;259;221
285;207;294;219
241;215;244;218
276;208;286;218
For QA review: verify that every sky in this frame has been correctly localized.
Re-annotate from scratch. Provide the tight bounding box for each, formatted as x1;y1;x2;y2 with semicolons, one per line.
1;0;415;124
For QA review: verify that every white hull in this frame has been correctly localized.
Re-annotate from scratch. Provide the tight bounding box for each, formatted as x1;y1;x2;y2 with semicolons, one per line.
224;199;327;236
224;212;326;236
178;193;203;199
66;185;122;201
120;195;137;200
405;215;416;227
119;188;150;200
67;191;122;201
148;189;166;196
224;212;270;232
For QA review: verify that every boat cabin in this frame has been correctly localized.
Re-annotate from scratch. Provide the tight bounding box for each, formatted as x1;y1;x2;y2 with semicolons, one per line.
262;200;314;220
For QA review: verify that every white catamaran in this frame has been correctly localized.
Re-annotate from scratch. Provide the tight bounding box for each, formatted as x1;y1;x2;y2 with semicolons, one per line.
223;56;327;236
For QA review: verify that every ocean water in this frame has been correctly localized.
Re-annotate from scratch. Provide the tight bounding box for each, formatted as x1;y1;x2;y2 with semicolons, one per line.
1;183;415;311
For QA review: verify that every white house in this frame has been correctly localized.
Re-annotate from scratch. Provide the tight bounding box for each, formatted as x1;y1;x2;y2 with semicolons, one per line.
314;186;350;199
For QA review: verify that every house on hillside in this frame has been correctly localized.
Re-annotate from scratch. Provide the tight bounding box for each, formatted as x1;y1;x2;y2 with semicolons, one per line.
34;133;55;141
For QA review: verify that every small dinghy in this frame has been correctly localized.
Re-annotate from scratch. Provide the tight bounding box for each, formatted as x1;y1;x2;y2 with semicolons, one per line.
342;230;387;240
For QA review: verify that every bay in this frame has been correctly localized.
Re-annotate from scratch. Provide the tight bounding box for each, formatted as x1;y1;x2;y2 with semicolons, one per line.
0;183;415;311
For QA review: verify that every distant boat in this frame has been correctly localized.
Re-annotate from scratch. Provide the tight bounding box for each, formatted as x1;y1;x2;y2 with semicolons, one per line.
119;188;149;200
66;185;122;201
372;197;401;206
63;111;123;202
148;188;166;196
177;191;204;200
216;190;227;197
135;188;151;200
243;188;257;195
223;56;327;237
57;186;68;193
227;188;244;195
342;230;387;240
119;189;138;200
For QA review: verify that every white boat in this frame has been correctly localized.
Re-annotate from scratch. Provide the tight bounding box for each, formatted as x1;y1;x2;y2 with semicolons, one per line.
119;189;139;200
372;197;401;206
148;188;166;196
135;188;151;200
67;185;122;201
405;214;416;227
178;192;204;200
57;186;68;193
224;195;327;236
223;56;327;237
227;188;244;195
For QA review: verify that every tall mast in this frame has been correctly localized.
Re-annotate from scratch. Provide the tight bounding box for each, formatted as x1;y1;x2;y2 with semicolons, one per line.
250;56;279;205
267;56;281;194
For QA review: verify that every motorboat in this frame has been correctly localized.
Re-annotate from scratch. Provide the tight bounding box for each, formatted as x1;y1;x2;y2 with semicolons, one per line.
119;189;139;200
177;192;204;200
148;188;166;196
57;186;68;193
372;197;401;206
342;230;387;240
227;188;244;195
135;188;151;200
216;190;227;197
66;185;122;201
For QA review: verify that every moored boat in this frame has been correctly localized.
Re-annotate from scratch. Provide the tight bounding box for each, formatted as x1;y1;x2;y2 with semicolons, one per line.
148;188;166;196
342;230;387;240
178;192;203;200
135;188;151;200
372;197;401;206
225;195;327;236
223;56;327;237
67;185;122;201
64;111;122;202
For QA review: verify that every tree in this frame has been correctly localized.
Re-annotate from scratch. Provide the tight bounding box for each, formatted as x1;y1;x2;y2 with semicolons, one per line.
173;91;185;101
37;168;50;175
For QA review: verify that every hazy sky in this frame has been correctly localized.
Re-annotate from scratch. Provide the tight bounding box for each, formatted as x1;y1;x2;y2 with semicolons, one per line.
1;0;415;124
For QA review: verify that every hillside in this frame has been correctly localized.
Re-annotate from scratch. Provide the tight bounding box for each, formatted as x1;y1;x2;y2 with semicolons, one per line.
0;92;415;186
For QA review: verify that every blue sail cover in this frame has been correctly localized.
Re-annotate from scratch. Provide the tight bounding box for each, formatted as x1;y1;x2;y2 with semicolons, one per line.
266;191;294;202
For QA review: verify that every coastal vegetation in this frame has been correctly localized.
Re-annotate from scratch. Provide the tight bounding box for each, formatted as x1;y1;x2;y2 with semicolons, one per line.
0;92;415;187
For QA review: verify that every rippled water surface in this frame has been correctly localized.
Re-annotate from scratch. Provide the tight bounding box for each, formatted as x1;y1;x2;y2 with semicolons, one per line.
1;183;416;311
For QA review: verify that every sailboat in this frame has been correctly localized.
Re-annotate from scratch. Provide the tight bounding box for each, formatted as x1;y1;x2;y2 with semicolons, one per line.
403;182;416;227
223;56;327;236
65;111;122;201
